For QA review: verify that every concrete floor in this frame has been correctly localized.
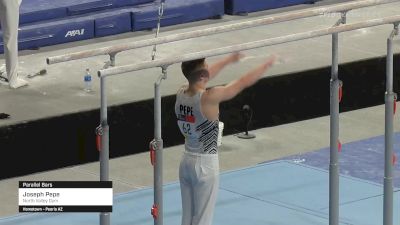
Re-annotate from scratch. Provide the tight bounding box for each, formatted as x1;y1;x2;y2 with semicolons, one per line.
1;0;400;219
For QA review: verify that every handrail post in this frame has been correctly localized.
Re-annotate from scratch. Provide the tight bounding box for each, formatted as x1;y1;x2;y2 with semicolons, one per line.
99;76;110;225
329;11;346;225
103;53;117;69
153;66;168;225
383;22;398;225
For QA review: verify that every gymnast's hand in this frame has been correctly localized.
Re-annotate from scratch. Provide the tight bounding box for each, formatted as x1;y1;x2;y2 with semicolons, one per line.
208;52;245;79
229;52;245;63
265;54;277;68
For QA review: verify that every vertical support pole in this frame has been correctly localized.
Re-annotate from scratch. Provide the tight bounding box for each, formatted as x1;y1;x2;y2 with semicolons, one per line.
100;76;110;225
329;12;346;225
329;31;340;225
110;53;116;67
153;67;167;225
383;28;396;225
103;53;117;69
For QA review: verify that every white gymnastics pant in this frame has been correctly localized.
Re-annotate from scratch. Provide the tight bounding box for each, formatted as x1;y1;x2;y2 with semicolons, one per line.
0;0;21;83
179;151;219;225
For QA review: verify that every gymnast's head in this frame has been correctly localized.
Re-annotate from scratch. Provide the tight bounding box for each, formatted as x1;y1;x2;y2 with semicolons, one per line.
181;58;210;84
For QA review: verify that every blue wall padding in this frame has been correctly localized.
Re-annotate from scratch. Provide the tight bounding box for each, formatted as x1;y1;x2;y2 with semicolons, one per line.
224;0;315;15
131;0;224;31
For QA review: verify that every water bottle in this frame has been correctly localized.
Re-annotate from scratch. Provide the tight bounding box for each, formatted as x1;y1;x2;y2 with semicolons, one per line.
84;68;92;92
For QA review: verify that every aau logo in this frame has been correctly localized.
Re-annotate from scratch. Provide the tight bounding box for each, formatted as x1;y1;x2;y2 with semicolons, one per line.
65;29;85;37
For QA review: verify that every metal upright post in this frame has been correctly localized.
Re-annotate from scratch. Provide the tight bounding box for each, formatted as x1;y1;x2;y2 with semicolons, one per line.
109;53;116;67
329;31;340;225
152;67;168;225
383;23;398;225
100;76;110;225
329;11;346;225
103;53;117;69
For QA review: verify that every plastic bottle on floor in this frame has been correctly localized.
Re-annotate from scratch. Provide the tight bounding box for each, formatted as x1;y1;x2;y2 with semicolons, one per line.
84;68;92;93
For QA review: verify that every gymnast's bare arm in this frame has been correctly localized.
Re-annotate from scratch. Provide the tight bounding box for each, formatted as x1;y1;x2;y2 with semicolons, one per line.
201;55;276;120
208;52;244;80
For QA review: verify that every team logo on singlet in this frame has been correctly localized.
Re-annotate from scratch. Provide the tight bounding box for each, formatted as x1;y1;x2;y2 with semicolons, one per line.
177;104;196;123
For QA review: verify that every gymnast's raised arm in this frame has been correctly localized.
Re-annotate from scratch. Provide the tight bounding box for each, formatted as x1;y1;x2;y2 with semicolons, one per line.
207;52;244;80
205;55;276;104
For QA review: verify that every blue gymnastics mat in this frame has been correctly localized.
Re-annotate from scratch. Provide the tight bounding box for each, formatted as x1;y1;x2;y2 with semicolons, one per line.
131;0;225;31
0;0;224;53
0;9;132;53
19;0;154;25
280;132;400;188
0;160;396;225
224;0;316;15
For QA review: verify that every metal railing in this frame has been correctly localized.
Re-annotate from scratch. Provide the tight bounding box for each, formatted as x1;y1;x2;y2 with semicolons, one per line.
45;1;400;225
